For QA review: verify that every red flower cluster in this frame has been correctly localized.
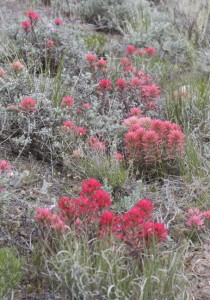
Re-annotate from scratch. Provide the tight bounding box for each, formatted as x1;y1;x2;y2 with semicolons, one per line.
126;45;136;55
62;121;87;136
97;59;107;68
0;160;12;173
88;137;106;152
21;10;39;34
0;69;8;80
116;61;159;110
25;10;40;22
112;152;124;162
35;208;67;231
54;19;63;26
98;79;112;91
19;97;36;113
61;96;74;108
113;199;168;246
124;117;185;163
82;103;91;109
116;78;127;90
55;179;111;224
46;39;55;50
184;208;210;230
21;20;32;34
11;61;24;71
86;54;107;72
36;179;168;249
129;107;142;116
126;45;156;56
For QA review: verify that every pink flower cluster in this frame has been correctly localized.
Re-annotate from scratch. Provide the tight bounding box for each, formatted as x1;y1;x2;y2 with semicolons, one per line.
126;45;156;56
88;137;106;152
18;98;37;113
124;117;185;163
46;39;55;50
21;10;40;34
21;20;32;34
11;61;24;71
36;179;168;249
25;10;40;22
61;96;74;108
62;121;87;135
53;19;63;26
21;11;63;36
185;208;210;230
0;160;12;174
0;69;8;80
86;54;107;71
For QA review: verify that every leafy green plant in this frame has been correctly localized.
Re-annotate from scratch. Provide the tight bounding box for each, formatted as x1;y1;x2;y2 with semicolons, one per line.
84;34;108;54
0;247;24;298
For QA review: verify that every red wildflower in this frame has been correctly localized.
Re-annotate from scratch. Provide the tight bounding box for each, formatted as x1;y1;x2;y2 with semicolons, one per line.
187;215;205;228
116;78;127;90
129;107;142;116
203;210;210;219
112;152;124;162
49;213;67;231
89;138;106;151
123;65;135;73
167;130;185;157
122;116;142;127
35;208;52;223
61;96;74;108
100;211;116;226
86;53;97;63
21;20;32;34
9;105;18;110
25;10;40;22
145;223;168;242
120;57;131;66
136;49;146;55
62;121;75;130
141;85;160;99
82;103;91;109
93;189;112;209
19;97;36;113
81;178;102;196
11;61;24;71
76;127;87;135
0;69;8;80
98;79;112;91
58;197;75;215
54;19;63;26
46;39;55;49
126;45;136;55
0;160;12;173
97;59;107;68
129;77;142;88
145;47;156;56
134;199;154;215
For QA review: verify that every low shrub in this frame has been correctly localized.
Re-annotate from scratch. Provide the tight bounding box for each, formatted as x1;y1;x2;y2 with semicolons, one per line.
0;247;24;298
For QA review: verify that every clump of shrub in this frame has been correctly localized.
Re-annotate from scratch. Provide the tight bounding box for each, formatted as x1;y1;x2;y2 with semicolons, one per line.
80;0;142;34
1;9;87;78
0;247;24;298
